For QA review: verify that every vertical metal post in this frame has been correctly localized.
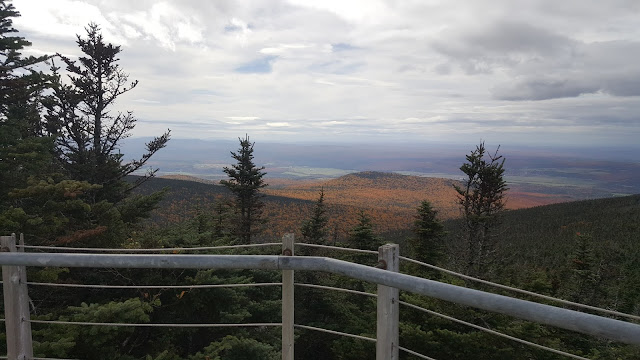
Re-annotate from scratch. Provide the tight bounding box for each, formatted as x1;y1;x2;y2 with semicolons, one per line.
282;233;295;360
377;243;399;360
1;234;33;360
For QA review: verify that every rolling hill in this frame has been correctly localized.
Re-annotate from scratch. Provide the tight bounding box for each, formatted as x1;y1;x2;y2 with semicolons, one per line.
132;172;640;312
134;171;606;243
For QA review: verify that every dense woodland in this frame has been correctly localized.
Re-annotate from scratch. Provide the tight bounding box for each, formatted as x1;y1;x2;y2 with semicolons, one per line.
1;2;640;359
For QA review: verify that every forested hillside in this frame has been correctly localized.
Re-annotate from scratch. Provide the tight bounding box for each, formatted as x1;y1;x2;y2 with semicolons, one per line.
446;194;640;314
134;172;640;319
126;175;640;359
131;173;424;241
138;171;597;243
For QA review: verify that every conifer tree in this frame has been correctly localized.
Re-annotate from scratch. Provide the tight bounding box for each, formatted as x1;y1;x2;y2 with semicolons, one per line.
301;188;329;244
0;0;52;197
44;23;170;204
6;22;172;246
410;200;445;268
454;141;508;277
348;211;381;251
0;0;96;243
220;135;267;244
568;232;600;304
30;23;171;246
0;0;49;118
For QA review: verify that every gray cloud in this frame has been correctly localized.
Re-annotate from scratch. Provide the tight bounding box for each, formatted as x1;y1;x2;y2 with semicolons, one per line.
491;40;640;100
603;75;640;97
12;0;640;147
432;21;575;74
492;78;598;101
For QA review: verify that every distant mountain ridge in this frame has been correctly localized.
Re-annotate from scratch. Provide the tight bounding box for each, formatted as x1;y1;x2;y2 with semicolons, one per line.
124;137;640;200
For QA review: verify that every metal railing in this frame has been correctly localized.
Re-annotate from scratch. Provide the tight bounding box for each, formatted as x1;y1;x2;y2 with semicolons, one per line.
2;234;640;360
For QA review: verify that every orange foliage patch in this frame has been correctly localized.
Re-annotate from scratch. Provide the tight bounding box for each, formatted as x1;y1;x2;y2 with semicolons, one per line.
55;226;108;245
264;172;460;218
151;172;577;242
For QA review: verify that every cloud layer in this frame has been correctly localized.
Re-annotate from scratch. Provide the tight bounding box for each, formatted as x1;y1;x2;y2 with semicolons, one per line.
13;0;640;146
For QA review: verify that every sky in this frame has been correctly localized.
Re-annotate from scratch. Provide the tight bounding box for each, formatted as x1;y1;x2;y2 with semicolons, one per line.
12;0;640;147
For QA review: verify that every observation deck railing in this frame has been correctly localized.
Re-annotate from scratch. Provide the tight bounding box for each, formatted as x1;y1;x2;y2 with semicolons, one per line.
1;233;639;360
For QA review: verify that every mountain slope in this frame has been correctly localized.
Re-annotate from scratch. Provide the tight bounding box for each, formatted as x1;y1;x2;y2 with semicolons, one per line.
265;171;460;219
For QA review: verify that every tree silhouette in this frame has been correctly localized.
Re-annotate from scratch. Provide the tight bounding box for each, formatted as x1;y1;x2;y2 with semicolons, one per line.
45;23;170;204
220;135;267;244
409;200;446;278
454;141;508;277
301;188;329;244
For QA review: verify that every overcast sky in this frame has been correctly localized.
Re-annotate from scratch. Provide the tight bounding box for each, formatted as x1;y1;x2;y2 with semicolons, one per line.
13;0;640;147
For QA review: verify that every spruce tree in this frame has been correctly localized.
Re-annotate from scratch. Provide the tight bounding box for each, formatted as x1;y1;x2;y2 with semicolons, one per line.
30;23;171;246
0;0;49;118
348;211;381;251
44;23;170;204
0;0;97;243
220;135;267;244
301;188;329;244
568;232;600;304
409;200;446;275
454;141;508;277
0;0;52;199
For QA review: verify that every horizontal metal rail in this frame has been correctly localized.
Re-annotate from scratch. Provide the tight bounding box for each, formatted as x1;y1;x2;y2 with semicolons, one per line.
27;282;281;289
297;283;588;359
19;242;282;253
400;256;640;321
1;253;639;345
399;300;589;360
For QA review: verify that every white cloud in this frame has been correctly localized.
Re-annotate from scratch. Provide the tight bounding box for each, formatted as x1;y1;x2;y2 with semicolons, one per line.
15;0;126;43
286;0;390;25
10;0;640;147
315;79;336;86
109;1;204;50
259;43;313;55
133;99;161;104
225;116;261;121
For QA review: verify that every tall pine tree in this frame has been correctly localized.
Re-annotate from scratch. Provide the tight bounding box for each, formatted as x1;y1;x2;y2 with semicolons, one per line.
0;0;52;200
220;135;267;244
0;0;96;244
409;200;446;278
301;188;329;244
348;211;381;251
34;23;171;246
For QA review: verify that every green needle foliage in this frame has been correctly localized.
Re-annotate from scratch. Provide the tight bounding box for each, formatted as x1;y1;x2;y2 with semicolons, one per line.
36;23;170;246
348;210;382;252
44;22;170;201
0;0;95;244
301;187;329;244
409;200;446;278
220;135;267;244
454;141;508;277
